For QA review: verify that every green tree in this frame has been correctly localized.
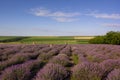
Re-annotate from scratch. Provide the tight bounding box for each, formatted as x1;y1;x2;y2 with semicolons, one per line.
89;31;120;45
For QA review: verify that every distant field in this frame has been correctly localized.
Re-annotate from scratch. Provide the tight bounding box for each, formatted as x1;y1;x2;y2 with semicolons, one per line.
0;36;17;41
0;36;94;44
74;36;94;39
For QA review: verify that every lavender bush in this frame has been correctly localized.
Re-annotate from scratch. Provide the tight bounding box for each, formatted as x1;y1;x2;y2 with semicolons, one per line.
1;60;44;80
0;61;8;72
71;62;104;80
0;46;21;61
34;63;69;80
49;54;71;66
22;60;44;74
0;44;120;80
1;64;31;80
87;54;108;63
38;47;52;53
37;52;53;61
0;53;31;71
8;53;30;65
106;69;120;80
60;45;71;56
100;59;120;72
47;49;59;56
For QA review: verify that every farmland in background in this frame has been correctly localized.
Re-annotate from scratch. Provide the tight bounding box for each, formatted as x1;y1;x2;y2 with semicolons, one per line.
0;36;94;44
0;44;120;80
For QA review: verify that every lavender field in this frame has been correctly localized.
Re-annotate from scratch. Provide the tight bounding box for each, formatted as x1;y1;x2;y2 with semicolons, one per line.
0;44;120;80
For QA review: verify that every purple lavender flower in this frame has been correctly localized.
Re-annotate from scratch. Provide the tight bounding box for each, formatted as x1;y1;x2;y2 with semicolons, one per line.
39;47;52;53
106;69;120;80
49;54;71;66
71;62;104;80
87;54;108;63
34;63;69;80
8;53;30;65
100;59;120;72
0;46;21;61
60;45;71;56
22;60;44;72
47;49;59;56
37;52;53;61
0;61;7;72
0;53;33;71
1;64;31;80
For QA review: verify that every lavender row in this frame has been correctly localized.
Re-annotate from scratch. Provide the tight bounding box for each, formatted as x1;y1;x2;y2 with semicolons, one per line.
0;52;40;72
37;45;65;61
49;53;71;67
0;44;120;80
0;44;49;62
33;63;69;80
59;45;72;56
71;59;120;80
0;60;44;80
72;44;120;63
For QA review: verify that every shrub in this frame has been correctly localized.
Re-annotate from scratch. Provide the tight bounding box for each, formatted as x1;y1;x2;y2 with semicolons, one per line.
105;31;120;44
8;53;30;65
0;53;31;71
47;49;59;56
87;54;108;63
37;53;53;62
71;62;104;80
49;54;71;67
89;31;120;45
1;60;44;80
23;60;45;75
0;61;8;72
1;65;31;80
89;36;105;44
34;63;69;80
60;46;71;56
106;69;120;80
100;59;120;72
39;47;51;53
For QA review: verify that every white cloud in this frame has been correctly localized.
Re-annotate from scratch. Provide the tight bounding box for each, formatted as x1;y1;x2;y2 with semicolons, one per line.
53;17;79;22
51;12;80;17
103;23;120;27
31;8;80;17
87;13;120;19
30;8;120;22
30;8;80;22
31;8;50;17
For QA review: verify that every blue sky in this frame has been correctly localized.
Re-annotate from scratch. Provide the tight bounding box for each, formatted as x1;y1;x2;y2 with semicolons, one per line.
0;0;120;36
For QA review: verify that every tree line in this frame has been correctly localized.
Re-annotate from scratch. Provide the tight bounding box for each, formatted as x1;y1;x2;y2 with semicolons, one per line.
89;31;120;45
